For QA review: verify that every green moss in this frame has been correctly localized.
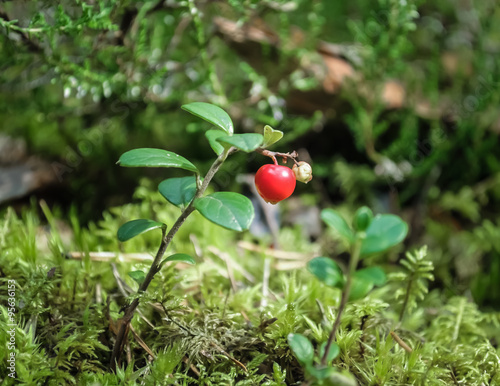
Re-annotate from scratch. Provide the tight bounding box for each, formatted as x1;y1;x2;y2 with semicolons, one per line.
1;186;499;384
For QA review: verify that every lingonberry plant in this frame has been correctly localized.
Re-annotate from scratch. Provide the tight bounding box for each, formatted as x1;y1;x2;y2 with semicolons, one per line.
288;206;408;383
110;103;311;369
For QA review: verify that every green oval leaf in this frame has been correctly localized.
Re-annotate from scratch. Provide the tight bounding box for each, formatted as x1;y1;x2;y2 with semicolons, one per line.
161;253;196;267
117;219;165;242
205;129;226;155
159;176;197;207
348;276;374;301
326;372;358;386
182;102;234;134
128;270;145;285
307;257;344;288
118;148;198;173
194;192;254;231
287;333;314;365
354;266;386;286
361;214;408;256
306;365;336;380
321;209;354;243
217;133;264;153
349;267;387;301
262;125;284;148
319;342;340;363
353;206;373;231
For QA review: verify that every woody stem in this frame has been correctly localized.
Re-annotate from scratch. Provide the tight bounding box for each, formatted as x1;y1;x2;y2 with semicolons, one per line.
256;148;299;165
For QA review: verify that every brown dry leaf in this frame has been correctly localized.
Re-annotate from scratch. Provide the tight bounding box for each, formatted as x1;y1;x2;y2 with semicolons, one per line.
441;52;473;76
213;16;279;45
415;99;444;120
290;26;305;46
382;80;406;109
492;116;500;134
321;55;355;93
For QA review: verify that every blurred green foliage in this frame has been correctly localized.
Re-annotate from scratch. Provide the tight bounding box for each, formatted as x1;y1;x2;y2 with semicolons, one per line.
1;0;499;301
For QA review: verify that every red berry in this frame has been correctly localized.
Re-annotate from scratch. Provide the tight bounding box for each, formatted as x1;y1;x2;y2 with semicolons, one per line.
255;164;296;204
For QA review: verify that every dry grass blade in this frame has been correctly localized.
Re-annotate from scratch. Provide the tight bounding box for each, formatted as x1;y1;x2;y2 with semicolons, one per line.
237;241;314;260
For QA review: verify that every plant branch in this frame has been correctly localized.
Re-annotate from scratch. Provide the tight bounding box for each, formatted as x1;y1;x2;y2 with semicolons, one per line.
398;274;413;322
0;11;43;53
389;331;413;353
110;147;236;371
256;148;299;165
320;239;361;366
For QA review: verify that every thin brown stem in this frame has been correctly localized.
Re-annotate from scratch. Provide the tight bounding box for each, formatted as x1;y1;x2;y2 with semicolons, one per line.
359;315;369;358
110;147;235;371
320;239;361;366
390;331;413;353
256;148;299;165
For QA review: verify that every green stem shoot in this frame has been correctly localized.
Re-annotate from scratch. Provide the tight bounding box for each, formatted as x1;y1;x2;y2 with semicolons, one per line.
320;238;361;366
110;147;235;371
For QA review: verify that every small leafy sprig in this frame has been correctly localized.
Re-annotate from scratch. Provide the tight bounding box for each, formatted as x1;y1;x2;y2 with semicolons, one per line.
287;333;357;385
391;246;434;322
298;206;407;372
109;103;306;370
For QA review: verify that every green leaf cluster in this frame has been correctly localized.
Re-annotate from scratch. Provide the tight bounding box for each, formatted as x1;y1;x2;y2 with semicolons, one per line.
116;103;257;248
320;208;408;256
390;246;434;321
288;333;353;385
308;207;407;302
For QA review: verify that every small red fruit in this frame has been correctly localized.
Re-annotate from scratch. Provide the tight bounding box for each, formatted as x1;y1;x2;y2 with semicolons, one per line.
255;164;296;204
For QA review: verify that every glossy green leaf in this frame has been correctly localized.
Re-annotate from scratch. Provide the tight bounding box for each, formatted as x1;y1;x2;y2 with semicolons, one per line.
354;266;386;286
307;257;344;288
361;214;408;256
161;253;196;267
194;192;254;231
353;206;373;231
118;148;197;173
287;333;314;365
349;267;387;301
128;270;145;285
326;372;358;386
262;125;284;148
306;365;336;380
117;219;165;242
205;129;226;155
181;102;234;134
217;133;264;153
321;209;354;243
319;342;340;363
159;176;197;207
348;276;374;301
